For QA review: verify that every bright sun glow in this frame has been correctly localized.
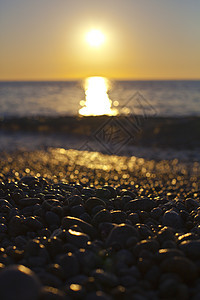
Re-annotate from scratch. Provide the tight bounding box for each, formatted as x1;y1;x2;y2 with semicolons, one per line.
79;77;118;116
86;29;105;47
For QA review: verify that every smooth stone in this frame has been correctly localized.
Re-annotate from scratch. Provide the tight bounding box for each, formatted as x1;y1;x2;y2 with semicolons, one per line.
161;256;198;282
65;283;86;298
96;188;111;199
86;291;112;300
136;224;153;239
92;269;119;287
156;226;175;243
19;198;40;207
19;176;39;184
40;286;67;300
85;197;106;212
128;212;140;224
37;271;62;288
62;216;97;239
58;252;79;278
70;204;85;217
46;263;65;280
111;210;127;224
76;249;99;273
185;198;199;210
179;240;200;259
8;215;28;236
66;229;90;248
162;209;183;229
178;232;198;243
0;223;7;233
45;211;60;226
156;248;184;262
115;249;134;265
26;216;43;230
119;275;137;287
125;198;156;212
0;265;41;300
92;209;112;227
134;239;160;255
106;224;139;248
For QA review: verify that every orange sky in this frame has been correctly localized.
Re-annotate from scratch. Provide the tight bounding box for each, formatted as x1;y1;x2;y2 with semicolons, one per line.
0;0;200;80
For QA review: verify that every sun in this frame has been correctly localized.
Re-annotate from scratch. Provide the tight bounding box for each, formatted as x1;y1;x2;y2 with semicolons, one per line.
86;29;105;47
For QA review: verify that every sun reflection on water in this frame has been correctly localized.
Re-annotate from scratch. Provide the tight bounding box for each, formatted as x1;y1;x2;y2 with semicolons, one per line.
79;76;118;116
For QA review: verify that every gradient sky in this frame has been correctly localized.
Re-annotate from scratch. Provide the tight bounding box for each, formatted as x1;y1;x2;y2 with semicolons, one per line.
0;0;200;80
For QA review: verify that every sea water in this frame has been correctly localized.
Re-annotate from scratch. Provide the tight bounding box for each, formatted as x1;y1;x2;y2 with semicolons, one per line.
0;80;200;117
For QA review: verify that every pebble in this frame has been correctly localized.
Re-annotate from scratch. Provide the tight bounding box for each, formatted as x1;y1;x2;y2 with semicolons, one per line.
0;265;41;300
161;256;198;282
106;224;139;248
162;209;183;229
125;198;156;212
0;171;199;299
66;229;90;248
58;252;80;278
92;209;112;227
179;240;200;259
62;216;97;238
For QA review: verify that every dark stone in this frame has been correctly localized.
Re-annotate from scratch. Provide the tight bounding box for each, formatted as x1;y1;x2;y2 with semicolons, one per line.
8;215;28;236
106;224;139;248
134;239;160;255
58;252;79;279
179;240;200;259
128;212;140;225
92;269;119;287
40;286;67;300
86;291;112;300
162;209;183;229
19;198;40;207
45;211;60;226
156;226;175;243
0;265;41;300
62;216;97;239
125;198;156;212
70;204;85;217
92;209;112;227
156;248;184;262
26;216;43;230
111;210;127;224
96;188;111;199
85;197;106;212
161;256;198;282
66;229;90;248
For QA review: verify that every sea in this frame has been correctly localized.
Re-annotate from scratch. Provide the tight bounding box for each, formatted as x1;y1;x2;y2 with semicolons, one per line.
0;80;200;117
0;79;200;162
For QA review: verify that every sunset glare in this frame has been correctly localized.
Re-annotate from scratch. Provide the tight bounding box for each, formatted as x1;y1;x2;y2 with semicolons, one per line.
86;29;105;47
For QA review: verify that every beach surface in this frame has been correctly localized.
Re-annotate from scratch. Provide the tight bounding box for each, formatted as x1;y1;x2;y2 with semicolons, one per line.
0;148;200;299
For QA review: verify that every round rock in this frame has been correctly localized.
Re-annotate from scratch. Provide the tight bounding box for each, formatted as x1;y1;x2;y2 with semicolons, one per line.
0;265;41;300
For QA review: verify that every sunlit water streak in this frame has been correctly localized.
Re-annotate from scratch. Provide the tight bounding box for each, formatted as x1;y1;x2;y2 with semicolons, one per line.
79;77;118;116
0;80;200;117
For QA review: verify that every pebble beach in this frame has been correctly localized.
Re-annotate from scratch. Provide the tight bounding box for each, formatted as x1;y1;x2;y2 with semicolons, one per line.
0;148;200;299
